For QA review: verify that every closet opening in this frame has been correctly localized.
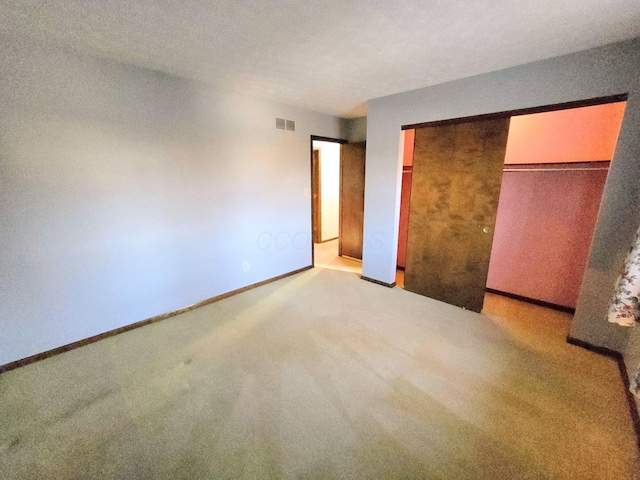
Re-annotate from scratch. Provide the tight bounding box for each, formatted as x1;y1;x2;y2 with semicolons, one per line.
396;97;627;316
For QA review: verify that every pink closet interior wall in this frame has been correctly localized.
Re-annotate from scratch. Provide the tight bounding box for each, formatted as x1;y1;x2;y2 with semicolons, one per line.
487;169;609;308
397;168;412;268
397;129;415;268
487;102;626;308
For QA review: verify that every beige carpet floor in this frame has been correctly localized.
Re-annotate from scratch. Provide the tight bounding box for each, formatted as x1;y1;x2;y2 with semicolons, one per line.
313;239;362;275
1;266;638;479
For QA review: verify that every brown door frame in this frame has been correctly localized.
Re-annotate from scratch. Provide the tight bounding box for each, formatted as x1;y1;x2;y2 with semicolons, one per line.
310;135;348;267
402;93;627;131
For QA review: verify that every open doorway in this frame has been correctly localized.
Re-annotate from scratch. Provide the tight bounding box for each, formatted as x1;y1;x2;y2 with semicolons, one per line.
396;97;627;315
311;137;364;275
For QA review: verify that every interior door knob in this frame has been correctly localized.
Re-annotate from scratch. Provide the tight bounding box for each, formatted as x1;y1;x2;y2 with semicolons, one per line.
482;226;491;234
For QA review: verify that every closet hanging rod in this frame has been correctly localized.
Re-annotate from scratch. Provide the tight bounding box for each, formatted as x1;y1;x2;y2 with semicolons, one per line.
503;167;610;172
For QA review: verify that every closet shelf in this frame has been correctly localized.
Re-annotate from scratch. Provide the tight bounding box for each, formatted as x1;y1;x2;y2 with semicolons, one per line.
503;160;610;172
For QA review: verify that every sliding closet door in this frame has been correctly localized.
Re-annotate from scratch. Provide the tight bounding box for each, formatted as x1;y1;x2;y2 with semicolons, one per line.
340;142;366;259
405;118;510;312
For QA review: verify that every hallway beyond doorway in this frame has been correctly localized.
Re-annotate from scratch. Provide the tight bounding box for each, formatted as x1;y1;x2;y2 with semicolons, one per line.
314;239;362;275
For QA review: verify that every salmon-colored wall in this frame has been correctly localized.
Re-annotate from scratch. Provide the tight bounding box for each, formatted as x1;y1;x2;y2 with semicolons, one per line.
504;102;626;164
403;129;415;167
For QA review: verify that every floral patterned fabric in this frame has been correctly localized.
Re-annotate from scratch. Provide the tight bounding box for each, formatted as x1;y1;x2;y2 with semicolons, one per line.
607;226;640;327
607;224;640;397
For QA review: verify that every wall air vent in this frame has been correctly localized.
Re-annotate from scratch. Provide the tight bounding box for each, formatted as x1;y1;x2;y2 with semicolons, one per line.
276;118;296;132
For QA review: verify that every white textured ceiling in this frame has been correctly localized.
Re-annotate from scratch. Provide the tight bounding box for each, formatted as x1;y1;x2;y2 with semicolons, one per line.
1;1;640;117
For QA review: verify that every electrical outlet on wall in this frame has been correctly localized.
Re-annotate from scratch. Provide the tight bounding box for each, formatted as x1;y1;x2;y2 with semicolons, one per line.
242;261;250;272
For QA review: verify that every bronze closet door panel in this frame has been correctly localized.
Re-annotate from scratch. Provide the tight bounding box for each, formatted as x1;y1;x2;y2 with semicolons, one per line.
340;142;366;260
405;118;510;312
